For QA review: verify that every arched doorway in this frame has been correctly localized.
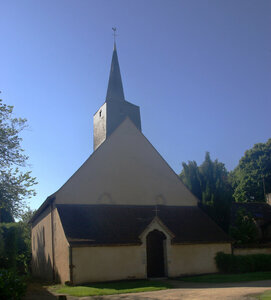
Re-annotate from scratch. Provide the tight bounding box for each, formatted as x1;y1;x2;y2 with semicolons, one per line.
146;230;166;277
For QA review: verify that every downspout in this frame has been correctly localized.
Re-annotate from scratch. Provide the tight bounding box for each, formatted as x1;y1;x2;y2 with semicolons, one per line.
50;201;56;281
69;246;74;284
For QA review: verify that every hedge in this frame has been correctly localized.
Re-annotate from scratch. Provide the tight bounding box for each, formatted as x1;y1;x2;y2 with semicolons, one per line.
215;252;271;273
0;223;31;274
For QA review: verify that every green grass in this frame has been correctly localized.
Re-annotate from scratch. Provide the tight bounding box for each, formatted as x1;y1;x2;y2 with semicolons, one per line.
259;290;271;300
55;280;172;297
179;272;271;283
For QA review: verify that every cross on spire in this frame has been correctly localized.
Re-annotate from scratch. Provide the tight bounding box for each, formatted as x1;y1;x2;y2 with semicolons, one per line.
153;205;160;217
112;27;117;44
106;27;125;102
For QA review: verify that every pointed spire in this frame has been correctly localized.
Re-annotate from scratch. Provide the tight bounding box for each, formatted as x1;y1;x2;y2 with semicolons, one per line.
106;34;125;102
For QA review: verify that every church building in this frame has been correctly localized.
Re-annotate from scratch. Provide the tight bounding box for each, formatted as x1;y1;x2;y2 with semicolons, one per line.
30;40;231;284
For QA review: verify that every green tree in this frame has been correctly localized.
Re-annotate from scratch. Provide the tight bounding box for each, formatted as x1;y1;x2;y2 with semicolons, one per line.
0;219;34;273
0;99;36;221
180;152;233;231
229;208;259;244
16;209;36;273
231;139;271;202
18;208;36;255
180;160;201;200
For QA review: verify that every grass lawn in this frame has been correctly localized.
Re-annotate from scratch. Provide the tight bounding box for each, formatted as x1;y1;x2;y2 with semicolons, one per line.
259;291;271;300
179;272;271;283
53;279;172;297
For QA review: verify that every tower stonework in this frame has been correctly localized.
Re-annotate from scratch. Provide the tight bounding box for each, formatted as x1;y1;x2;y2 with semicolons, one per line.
93;43;141;151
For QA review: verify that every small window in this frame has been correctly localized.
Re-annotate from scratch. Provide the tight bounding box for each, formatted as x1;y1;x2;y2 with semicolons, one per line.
99;110;102;117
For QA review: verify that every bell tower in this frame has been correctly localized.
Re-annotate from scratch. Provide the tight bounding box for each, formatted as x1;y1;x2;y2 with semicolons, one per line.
93;37;141;151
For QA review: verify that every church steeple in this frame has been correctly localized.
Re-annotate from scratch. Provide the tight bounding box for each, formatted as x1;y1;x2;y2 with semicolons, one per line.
93;31;141;151
106;42;125;102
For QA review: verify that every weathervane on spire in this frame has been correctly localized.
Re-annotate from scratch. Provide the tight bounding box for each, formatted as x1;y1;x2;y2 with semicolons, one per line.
112;27;117;43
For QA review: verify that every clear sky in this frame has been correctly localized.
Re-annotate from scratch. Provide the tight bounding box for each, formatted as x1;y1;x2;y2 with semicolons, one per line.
1;0;271;211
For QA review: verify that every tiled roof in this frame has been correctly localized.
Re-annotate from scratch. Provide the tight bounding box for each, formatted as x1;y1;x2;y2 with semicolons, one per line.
56;204;231;246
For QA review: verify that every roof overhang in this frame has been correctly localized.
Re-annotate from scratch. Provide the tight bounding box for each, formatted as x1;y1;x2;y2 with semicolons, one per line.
29;195;56;224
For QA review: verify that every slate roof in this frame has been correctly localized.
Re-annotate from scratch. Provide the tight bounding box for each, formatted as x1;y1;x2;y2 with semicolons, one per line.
56;204;231;246
231;202;271;227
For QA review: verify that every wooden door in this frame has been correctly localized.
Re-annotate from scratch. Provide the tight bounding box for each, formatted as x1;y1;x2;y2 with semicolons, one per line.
146;230;166;277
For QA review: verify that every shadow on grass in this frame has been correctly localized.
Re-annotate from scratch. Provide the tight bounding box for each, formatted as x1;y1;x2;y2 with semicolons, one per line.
55;279;172;298
84;280;172;290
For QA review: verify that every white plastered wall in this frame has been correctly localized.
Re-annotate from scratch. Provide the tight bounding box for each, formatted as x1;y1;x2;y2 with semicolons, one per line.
140;219;231;279
54;118;198;207
168;243;232;277
71;218;231;283
31;206;70;283
53;208;70;283
72;245;146;284
31;206;53;281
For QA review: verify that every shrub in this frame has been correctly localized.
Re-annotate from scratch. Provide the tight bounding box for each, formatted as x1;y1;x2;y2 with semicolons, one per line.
0;223;31;274
215;252;271;273
0;269;26;300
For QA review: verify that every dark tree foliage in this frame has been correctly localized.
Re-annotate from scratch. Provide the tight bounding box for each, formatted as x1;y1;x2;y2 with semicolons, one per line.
180;152;233;231
0;208;14;223
180;160;202;200
17;208;36;263
231;139;271;202
0;209;35;274
0;99;36;221
229;208;259;245
0;269;27;300
0;222;31;273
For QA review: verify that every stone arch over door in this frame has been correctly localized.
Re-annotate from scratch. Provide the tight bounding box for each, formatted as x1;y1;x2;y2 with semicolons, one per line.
146;229;166;278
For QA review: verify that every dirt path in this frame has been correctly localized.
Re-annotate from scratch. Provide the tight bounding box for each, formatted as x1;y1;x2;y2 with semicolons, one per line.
81;280;271;300
23;282;58;300
24;280;271;300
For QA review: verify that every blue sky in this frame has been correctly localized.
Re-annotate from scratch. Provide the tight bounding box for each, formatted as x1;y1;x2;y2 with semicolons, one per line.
1;0;270;210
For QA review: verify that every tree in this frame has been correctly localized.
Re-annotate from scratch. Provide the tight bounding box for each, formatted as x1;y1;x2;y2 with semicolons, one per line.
180;160;201;200
17;208;36;273
180;152;233;231
0;99;36;221
18;208;36;253
231;139;271;202
0;216;34;273
229;208;259;244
